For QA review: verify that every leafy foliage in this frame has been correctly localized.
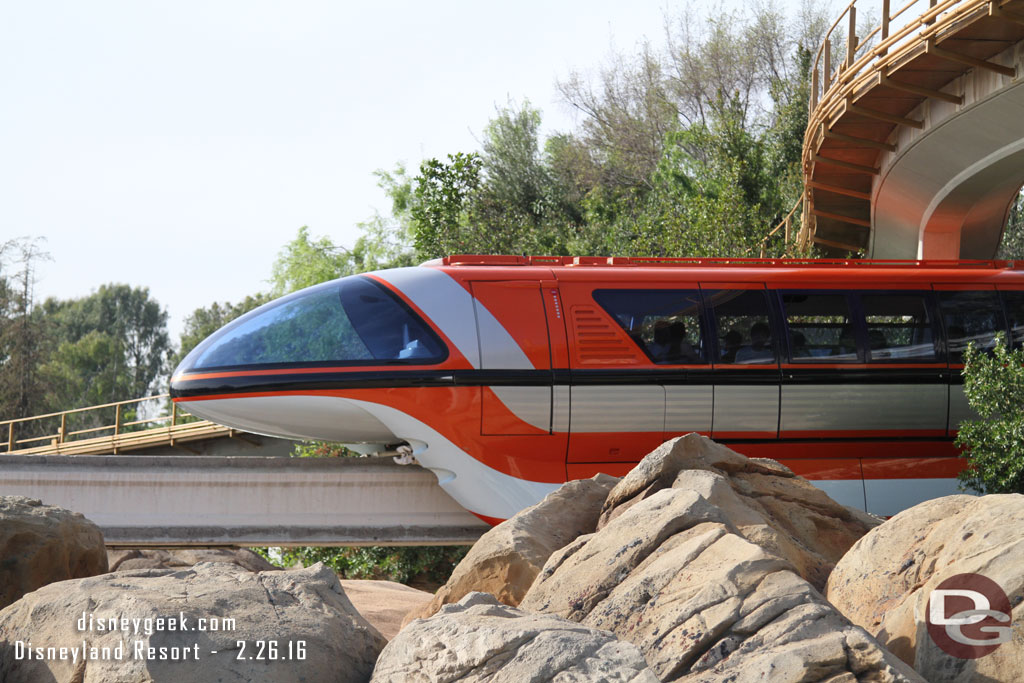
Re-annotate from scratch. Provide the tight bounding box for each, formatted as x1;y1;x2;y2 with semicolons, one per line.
252;545;468;587
40;284;170;402
955;336;1024;494
997;189;1024;259
411;152;484;257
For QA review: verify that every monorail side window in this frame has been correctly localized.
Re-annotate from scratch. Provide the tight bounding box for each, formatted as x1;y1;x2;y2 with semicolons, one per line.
937;290;1004;363
860;293;938;362
704;290;777;364
592;289;708;364
781;292;860;362
1002;291;1024;348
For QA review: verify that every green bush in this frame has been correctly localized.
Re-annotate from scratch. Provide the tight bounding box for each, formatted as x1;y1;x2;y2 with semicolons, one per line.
252;545;468;587
955;335;1024;494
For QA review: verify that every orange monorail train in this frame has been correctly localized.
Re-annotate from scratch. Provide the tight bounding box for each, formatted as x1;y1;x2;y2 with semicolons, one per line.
169;255;1024;523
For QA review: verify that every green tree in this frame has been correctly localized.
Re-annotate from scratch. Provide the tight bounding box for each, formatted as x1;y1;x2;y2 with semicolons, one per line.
0;238;52;421
270;226;355;296
348;165;419;272
40;331;130;410
41;284;170;403
410;152;483;258
955;336;1024;494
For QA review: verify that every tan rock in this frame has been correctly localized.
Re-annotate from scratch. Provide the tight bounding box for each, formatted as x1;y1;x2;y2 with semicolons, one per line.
827;494;1024;682
522;486;922;682
0;562;385;683
403;473;617;626
599;433;879;590
0;496;108;609
106;547;277;572
340;579;431;641
373;592;657;682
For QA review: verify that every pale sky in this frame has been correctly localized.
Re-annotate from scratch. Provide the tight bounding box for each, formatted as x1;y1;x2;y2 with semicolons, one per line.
1;1;800;344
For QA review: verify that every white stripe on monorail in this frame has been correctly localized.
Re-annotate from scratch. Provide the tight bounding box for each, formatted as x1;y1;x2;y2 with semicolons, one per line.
0;456;488;546
373;267;533;370
346;398;562;519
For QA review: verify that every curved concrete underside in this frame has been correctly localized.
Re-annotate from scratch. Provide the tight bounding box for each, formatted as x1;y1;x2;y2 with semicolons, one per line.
872;45;1024;259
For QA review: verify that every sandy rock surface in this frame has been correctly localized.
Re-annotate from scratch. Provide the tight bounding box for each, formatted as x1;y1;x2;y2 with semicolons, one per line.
106;547;277;572
0;561;385;683
827;493;1024;682
520;485;922;682
340;579;432;641
374;592;657;682
403;473;617;626
598;433;879;590
0;496;108;610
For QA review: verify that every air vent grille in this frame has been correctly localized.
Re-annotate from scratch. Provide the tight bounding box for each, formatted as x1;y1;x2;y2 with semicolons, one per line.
571;306;643;364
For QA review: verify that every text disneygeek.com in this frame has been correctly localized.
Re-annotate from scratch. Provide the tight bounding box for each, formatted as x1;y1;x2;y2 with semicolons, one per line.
12;611;307;662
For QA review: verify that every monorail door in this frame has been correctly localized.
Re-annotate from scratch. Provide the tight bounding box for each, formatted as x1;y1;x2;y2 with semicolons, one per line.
469;281;567;483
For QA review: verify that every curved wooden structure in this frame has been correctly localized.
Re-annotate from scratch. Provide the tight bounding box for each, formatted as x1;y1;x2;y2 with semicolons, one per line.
802;0;1024;257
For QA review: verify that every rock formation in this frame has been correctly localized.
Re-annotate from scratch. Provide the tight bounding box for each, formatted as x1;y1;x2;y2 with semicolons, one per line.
403;473;617;625
374;592;657;682
597;433;879;591
0;561;386;683
0;496;108;610
106;547;277;572
340;579;432;641
827;494;1024;682
520;485;921;682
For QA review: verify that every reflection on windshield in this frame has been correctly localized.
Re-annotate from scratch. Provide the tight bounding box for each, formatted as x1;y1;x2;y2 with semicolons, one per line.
188;276;446;370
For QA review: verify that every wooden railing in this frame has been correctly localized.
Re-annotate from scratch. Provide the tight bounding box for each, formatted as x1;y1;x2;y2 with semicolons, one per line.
757;197;806;257
788;0;1011;249
808;0;985;115
1;394;232;455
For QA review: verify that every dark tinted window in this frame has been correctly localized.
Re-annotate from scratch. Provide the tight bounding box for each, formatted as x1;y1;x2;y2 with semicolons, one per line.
781;292;860;362
861;292;938;362
188;276;446;369
1002;291;1024;348
705;289;777;365
593;289;707;364
937;290;1005;363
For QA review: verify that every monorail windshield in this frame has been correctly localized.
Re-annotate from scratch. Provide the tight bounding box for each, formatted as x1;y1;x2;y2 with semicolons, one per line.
183;276;447;370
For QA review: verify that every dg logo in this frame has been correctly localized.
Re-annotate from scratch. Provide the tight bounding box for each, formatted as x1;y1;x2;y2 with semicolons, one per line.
926;573;1013;659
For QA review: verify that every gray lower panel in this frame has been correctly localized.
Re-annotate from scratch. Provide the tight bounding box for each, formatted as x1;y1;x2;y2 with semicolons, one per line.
781;384;947;432
713;385;779;435
553;386;571;433
809;479;866;512
570;385;666;433
948;385;977;431
863;478;964;517
665;385;713;434
488;386;551;431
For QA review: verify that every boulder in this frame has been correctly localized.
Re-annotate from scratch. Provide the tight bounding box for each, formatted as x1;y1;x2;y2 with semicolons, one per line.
403;474;617;625
107;547;277;572
521;487;922;682
598;433;879;590
827;494;1024;682
340;579;431;641
0;496;108;610
0;561;386;683
373;592;657;682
